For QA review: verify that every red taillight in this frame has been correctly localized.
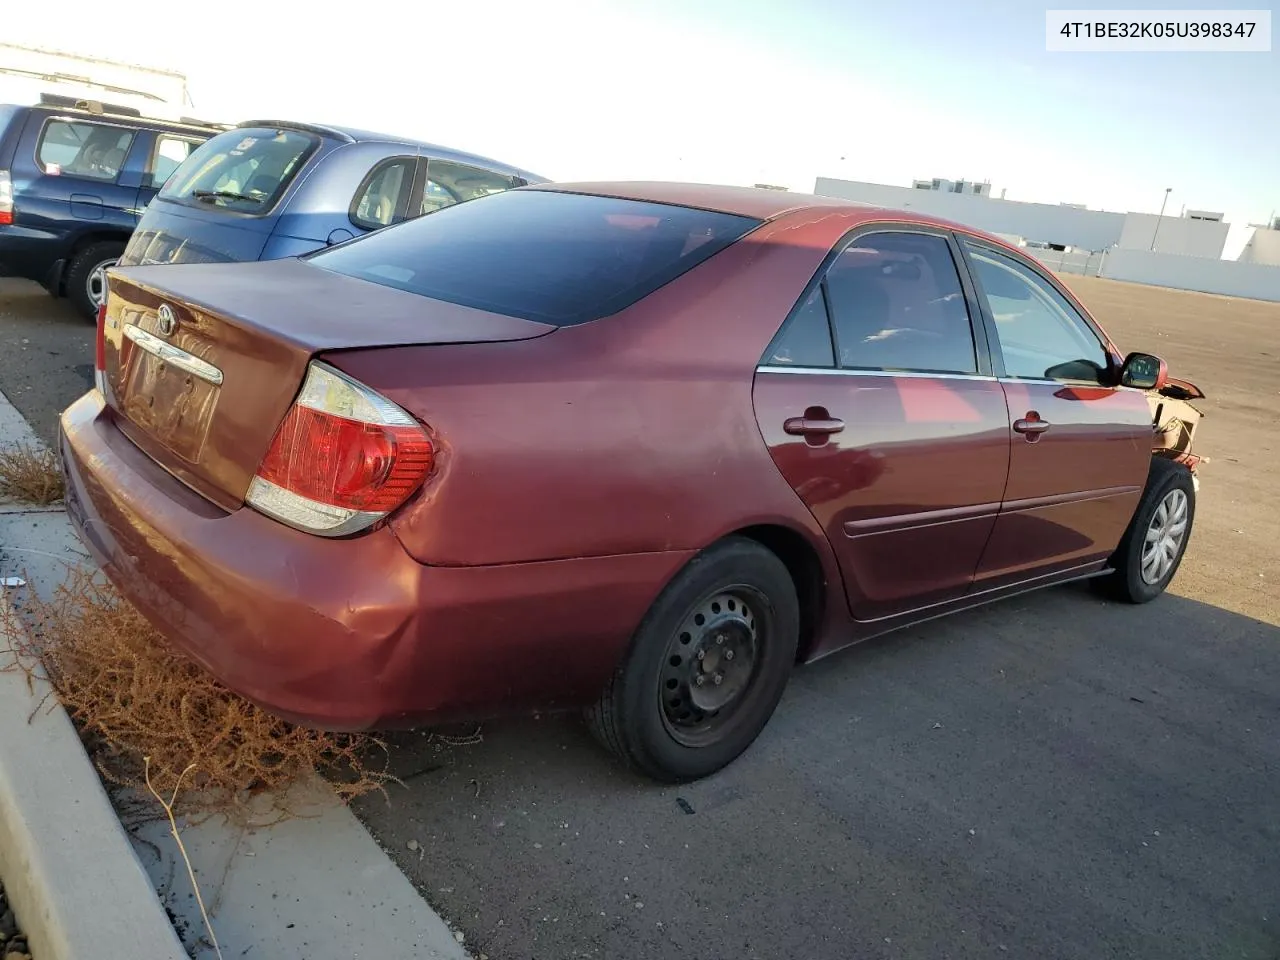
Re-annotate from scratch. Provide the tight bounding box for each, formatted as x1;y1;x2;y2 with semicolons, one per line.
95;303;107;370
0;170;12;225
256;405;432;512
245;362;433;536
94;302;108;395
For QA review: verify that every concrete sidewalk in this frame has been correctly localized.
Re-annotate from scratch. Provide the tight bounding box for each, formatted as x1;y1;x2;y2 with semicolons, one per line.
0;386;469;960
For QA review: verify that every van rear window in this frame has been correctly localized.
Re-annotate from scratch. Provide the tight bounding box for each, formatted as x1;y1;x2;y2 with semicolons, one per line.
306;189;762;326
159;127;317;214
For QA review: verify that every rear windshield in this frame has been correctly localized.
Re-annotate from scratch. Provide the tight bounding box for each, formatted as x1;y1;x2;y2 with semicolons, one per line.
159;126;317;214
306;189;762;326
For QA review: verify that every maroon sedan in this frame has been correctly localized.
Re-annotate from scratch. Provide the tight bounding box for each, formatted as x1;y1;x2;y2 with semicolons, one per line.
60;182;1206;782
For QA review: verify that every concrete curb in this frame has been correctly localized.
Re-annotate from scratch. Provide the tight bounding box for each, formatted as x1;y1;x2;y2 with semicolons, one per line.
0;386;188;960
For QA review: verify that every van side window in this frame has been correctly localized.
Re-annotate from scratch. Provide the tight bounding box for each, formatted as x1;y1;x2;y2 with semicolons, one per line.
420;159;520;215
149;136;198;189
38;121;135;182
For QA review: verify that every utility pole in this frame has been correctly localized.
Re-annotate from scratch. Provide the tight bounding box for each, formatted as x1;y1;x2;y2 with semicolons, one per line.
1150;187;1172;251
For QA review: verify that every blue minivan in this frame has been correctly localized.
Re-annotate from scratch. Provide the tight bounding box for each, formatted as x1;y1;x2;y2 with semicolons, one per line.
119;119;547;273
0;93;226;318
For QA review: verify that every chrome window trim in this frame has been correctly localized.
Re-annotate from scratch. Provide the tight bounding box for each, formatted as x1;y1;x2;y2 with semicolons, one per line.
755;364;996;383
123;324;224;385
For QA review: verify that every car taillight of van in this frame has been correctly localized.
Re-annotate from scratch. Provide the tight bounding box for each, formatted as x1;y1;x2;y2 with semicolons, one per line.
94;301;108;396
0;171;13;225
245;362;433;537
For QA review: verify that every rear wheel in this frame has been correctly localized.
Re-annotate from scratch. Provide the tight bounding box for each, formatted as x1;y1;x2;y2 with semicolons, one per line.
586;537;799;782
1096;458;1196;604
65;241;124;322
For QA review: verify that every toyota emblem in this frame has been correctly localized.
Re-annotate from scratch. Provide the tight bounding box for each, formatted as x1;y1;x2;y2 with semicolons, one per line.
156;304;177;337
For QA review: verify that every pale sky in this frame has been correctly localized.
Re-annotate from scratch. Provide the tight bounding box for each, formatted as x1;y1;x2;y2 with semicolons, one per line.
7;0;1277;256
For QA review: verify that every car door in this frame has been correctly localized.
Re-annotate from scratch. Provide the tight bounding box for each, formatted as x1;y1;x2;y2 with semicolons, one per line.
959;238;1153;585
752;227;1012;622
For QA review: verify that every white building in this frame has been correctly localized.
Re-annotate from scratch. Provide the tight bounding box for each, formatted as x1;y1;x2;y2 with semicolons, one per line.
1117;211;1229;259
813;176;1230;258
912;177;993;197
0;42;193;114
1237;222;1280;266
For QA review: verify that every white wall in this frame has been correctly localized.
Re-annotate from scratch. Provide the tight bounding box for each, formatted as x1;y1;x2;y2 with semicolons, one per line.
815;177;1126;251
1117;212;1229;259
1099;248;1280;303
1238;228;1280;266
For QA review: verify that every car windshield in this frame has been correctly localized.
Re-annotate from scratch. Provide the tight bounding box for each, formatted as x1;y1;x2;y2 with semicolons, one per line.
159;126;317;213
306;188;762;326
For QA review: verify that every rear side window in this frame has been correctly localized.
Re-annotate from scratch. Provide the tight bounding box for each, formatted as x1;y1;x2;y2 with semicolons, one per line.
351;157;415;229
825;232;978;375
764;286;835;367
308;189;761;326
159;126;317;213
419;158;522;215
37;120;135;182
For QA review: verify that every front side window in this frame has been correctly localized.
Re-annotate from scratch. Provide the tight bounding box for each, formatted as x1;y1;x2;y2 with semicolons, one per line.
351;157;415;229
419;158;521;215
964;242;1110;383
159;126;317;213
309;188;760;326
824;232;978;375
38;120;135;182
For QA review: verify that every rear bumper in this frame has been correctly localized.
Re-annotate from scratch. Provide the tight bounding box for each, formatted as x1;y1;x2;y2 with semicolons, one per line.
0;226;73;286
59;391;690;730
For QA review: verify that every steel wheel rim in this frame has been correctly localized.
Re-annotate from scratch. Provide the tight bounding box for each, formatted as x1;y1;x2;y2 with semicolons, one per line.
1141;488;1189;584
659;588;764;748
87;259;116;308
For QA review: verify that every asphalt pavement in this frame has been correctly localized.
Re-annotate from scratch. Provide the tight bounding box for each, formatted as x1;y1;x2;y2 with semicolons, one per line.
0;279;93;445
3;273;1278;960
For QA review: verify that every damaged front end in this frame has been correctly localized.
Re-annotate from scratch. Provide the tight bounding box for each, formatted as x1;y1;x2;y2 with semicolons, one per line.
1147;376;1207;472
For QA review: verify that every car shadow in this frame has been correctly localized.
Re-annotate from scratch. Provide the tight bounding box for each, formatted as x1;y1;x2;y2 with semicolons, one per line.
350;584;1280;960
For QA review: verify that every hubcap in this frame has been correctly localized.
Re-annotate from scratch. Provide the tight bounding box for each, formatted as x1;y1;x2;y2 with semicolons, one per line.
659;590;762;746
1141;488;1189;584
88;259;117;309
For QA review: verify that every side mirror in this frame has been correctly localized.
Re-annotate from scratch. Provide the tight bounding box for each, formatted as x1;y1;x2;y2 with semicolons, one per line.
1119;352;1168;390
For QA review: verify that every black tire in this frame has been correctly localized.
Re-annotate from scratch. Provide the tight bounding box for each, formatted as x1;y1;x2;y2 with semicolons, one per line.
586;536;799;782
1095;458;1196;604
64;240;124;322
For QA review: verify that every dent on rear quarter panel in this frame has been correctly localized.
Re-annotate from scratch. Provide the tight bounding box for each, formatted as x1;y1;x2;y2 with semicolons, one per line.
323;209;862;571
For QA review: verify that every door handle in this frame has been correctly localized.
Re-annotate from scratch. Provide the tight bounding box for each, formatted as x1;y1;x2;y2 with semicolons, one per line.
1013;413;1051;437
784;413;845;437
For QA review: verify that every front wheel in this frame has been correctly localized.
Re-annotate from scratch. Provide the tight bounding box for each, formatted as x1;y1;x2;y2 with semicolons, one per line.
586;537;799;782
1096;458;1196;603
65;241;124;322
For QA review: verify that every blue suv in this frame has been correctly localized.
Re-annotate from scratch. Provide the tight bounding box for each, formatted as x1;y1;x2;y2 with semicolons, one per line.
0;93;226;319
119;120;547;274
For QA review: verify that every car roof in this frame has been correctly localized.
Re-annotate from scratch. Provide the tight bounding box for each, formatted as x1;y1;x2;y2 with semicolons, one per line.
527;180;993;238
5;101;227;135
236;119;547;182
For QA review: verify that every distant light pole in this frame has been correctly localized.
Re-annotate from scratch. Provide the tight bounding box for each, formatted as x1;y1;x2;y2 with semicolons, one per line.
1150;187;1172;251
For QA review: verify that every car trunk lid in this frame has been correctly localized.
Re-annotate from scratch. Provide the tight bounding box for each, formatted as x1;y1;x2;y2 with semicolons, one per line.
99;257;554;510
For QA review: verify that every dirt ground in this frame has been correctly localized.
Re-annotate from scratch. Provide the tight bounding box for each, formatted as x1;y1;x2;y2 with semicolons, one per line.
1059;274;1280;627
